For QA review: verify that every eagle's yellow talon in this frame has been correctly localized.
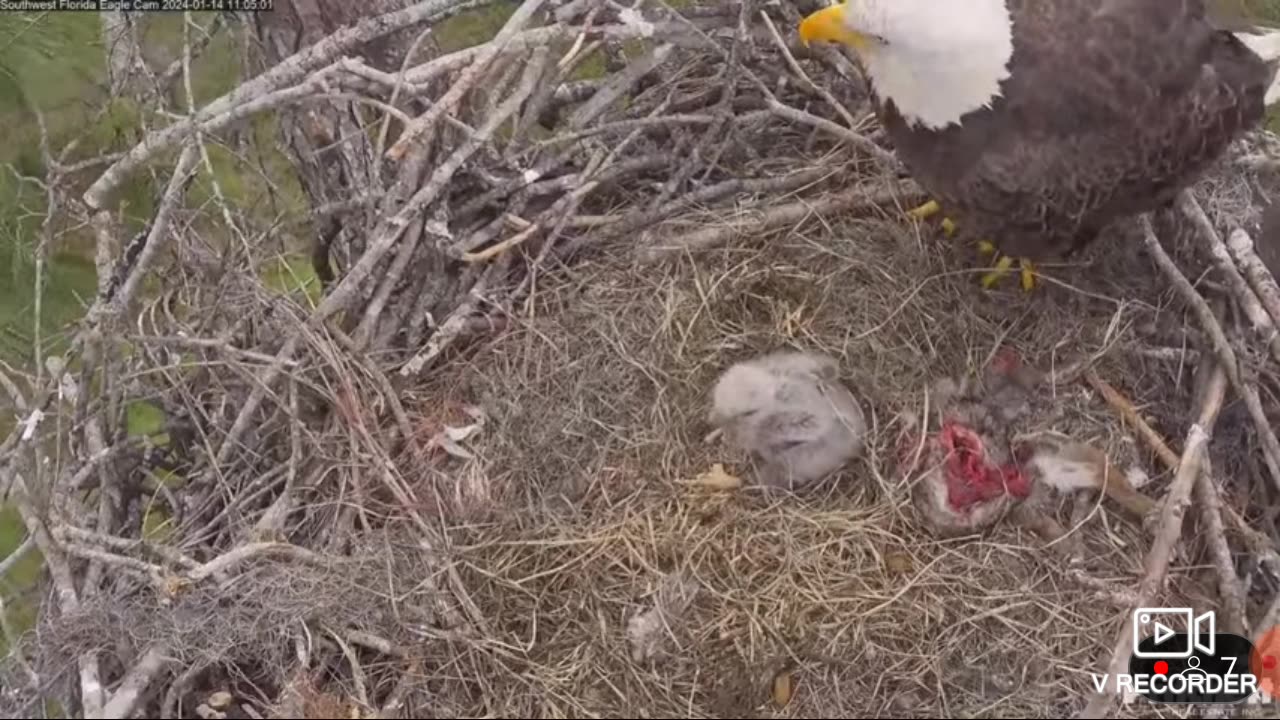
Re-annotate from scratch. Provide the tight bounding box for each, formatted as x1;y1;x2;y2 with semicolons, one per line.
981;255;1014;289
908;199;958;237
908;200;1034;291
977;252;1038;292
908;199;941;220
1019;258;1037;292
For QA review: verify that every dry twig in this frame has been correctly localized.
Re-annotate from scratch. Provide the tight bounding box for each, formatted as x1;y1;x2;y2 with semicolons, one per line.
1178;193;1280;363
1139;214;1280;492
1227;226;1280;330
1081;359;1228;718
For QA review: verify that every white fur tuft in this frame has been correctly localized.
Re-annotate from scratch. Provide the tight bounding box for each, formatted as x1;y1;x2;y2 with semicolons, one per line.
840;0;1015;129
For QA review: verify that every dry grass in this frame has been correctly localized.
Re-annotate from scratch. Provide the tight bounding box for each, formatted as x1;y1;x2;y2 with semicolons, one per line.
382;159;1262;717
6;129;1267;720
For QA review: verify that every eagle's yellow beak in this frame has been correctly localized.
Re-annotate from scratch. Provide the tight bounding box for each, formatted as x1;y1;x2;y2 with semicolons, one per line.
798;3;870;51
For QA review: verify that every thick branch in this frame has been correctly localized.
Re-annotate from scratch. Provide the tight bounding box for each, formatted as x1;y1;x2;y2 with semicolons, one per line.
83;0;480;209
1227;227;1280;330
1178;193;1280;363
90;645;172;720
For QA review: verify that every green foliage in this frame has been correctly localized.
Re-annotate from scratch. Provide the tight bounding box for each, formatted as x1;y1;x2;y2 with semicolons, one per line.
0;13;103;115
0;506;42;588
0;503;43;654
136;12;240;108
0;250;97;367
141;500;176;543
434;1;521;53
0;14;111;370
126;399;169;446
1234;0;1280;25
261;253;322;308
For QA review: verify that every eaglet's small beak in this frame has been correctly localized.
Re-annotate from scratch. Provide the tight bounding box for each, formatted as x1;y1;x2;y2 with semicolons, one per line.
798;3;870;51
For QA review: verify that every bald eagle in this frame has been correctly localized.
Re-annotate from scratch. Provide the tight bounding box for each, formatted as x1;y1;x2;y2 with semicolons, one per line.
799;0;1280;290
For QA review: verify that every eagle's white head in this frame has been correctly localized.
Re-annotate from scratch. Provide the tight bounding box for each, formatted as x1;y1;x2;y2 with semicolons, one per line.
798;0;1015;129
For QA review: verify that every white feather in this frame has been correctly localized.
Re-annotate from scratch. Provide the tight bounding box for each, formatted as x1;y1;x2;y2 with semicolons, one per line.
1236;28;1280;62
839;0;1014;129
1236;28;1280;106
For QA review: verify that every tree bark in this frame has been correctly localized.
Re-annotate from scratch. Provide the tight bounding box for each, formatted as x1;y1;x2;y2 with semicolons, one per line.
101;10;144;96
249;0;438;288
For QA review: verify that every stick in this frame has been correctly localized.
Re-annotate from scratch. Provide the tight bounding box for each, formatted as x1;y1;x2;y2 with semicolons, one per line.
62;543;165;580
206;49;552;474
317;47;550;324
399;21;702;88
1226;227;1280;330
53;525;198;570
765;98;898;169
82;0;483;209
351;209;428;348
1066;567;1142;608
90;645;172;720
567;43;674;128
0;362;27;412
1140;214;1280;493
1194;454;1246;636
251;379;302;540
1085;366;1280;576
386;0;548;161
185;542;326;582
1177;193;1280;363
593;164;835;247
376;659;420;719
327;629;370;709
0;535;34;578
398;263;499;377
95;144;200;322
1079;360;1228;719
1083;369;1182;471
346;630;408;657
146;12;226;103
638;182;916;262
124;333;300;367
6;471;104;716
757;10;858;129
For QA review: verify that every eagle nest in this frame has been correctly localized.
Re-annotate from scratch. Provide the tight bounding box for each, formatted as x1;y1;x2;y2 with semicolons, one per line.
4;1;1280;718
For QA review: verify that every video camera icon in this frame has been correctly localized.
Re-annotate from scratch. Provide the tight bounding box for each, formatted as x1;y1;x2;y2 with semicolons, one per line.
1134;608;1216;658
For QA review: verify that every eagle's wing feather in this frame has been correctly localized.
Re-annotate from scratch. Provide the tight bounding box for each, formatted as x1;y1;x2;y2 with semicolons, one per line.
886;0;1269;258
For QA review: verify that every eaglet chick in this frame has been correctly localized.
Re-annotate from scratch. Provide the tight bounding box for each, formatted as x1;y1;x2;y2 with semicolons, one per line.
709;350;867;490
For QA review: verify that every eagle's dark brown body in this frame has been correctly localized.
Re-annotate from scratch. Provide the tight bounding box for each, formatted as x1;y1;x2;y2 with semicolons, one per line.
878;0;1275;260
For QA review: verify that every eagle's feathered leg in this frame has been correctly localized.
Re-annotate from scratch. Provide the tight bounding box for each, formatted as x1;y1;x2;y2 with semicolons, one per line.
909;201;1038;292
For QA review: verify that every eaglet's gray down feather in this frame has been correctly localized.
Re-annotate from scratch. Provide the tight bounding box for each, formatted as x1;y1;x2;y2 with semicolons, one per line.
708;351;867;490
